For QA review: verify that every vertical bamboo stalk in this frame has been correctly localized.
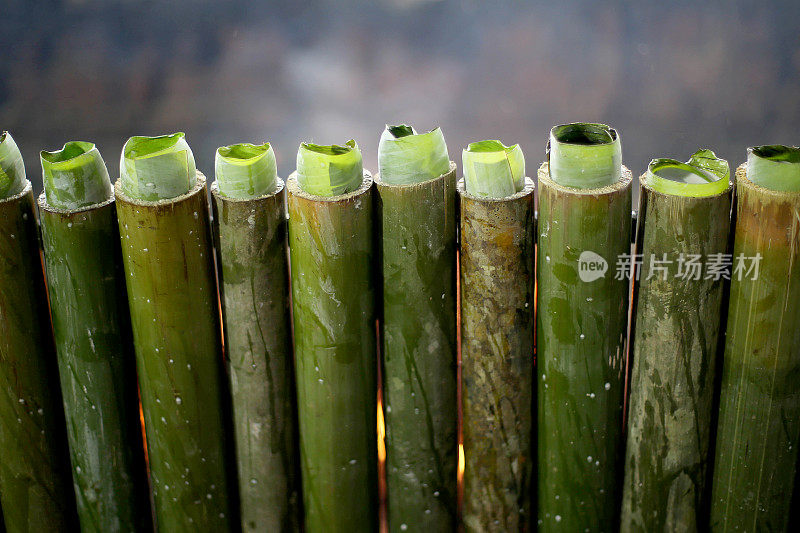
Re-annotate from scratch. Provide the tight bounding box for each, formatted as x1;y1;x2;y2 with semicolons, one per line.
621;157;732;532
211;179;301;532
39;197;151;532
710;164;800;531
536;162;632;531
115;172;233;530
376;162;458;531
287;172;377;532
460;177;535;532
0;183;77;531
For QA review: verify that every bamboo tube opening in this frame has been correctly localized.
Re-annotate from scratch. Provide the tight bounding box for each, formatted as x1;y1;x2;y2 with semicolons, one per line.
462;139;525;199
547;122;621;189
215;142;277;199
377;124;450;185
296;140;364;197
119;132;196;201
746;145;800;191
644;149;729;198
40;141;113;210
0;131;27;199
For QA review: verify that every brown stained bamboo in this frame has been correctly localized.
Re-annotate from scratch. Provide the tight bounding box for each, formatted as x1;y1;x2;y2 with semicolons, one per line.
459;177;536;532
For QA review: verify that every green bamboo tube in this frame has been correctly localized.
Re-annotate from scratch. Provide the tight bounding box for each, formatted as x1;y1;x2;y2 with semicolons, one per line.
115;134;233;530
459;170;535;532
0;132;77;531
288;139;377;532
537;123;632;531
710;147;800;532
621;150;732;532
38;141;151;532
376;123;457;531
211;142;300;532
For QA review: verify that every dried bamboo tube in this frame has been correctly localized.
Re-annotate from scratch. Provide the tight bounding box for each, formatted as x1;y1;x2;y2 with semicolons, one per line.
460;166;535;532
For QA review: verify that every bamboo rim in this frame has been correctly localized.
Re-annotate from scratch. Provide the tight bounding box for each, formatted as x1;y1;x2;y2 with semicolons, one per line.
374;161;456;190
287;169;372;202
537;161;632;196
457;175;535;203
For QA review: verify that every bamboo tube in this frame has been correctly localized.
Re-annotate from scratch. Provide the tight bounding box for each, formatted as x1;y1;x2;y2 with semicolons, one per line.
211;142;300;532
376;123;457;531
115;134;233;530
621;150;732;532
38;141;151;531
288;140;377;532
0;132;77;531
536;123;632;531
710;147;800;532
459;169;535;532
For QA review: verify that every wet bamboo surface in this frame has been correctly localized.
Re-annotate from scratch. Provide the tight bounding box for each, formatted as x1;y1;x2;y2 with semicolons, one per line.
211;180;301;532
0;183;77;531
459;177;535;532
39;194;151;532
536;162;632;531
375;163;458;532
621;177;732;532
287;172;378;532
115;172;234;531
710;165;800;531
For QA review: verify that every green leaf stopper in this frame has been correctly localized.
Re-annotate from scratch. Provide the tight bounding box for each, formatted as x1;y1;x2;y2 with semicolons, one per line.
548;122;622;188
645;149;729;197
0;131;27;199
215;142;278;199
41;141;112;209
296;140;363;196
746;145;800;192
120;132;196;201
462;139;525;198
377;124;450;185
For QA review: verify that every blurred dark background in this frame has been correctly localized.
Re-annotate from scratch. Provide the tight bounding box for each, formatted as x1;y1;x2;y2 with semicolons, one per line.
2;0;799;193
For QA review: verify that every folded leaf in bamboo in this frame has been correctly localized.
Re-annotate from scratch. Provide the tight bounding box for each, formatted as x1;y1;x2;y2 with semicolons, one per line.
460;140;535;532
462;139;525;198
116;133;233;531
212;143;301;532
295;140;363;196
537;122;631;531
621;150;732;532
289;140;377;532
38;141;151;532
710;145;800;532
215;142;277;199
376;124;457;532
0;131;78;531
